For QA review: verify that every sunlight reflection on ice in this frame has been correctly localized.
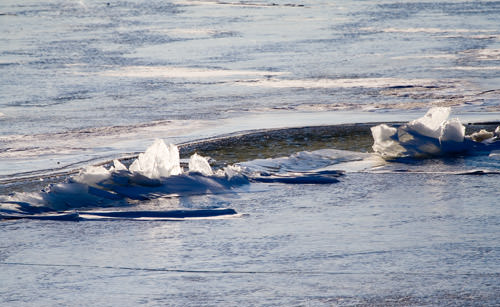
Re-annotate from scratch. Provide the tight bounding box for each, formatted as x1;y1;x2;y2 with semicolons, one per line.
371;107;500;159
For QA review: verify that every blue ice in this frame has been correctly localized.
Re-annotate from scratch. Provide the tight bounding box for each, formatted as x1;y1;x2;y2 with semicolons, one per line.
371;107;500;159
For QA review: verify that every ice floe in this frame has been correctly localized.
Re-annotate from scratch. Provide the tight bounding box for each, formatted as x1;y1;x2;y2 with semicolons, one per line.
0;140;240;216
371;107;500;159
1;139;347;219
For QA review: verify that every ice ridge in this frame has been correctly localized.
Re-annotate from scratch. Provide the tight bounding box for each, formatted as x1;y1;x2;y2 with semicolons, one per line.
1;139;346;217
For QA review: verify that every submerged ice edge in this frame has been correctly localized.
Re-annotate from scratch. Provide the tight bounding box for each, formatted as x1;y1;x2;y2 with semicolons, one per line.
371;107;500;159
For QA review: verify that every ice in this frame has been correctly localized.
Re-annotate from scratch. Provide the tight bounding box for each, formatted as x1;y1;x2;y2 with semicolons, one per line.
129;139;182;179
242;77;437;89
470;129;494;142
188;153;213;176
490;150;500;160
73;165;111;185
1;139;354;217
0;140;245;214
440;118;465;143
111;159;127;172
371;107;499;159
406;107;451;139
43;182;118;211
100;66;285;79
370;124;405;158
240;149;370;174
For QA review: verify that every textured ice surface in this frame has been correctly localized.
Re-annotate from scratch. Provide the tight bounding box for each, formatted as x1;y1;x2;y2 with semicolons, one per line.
370;124;405;158
129;139;182;178
189;153;214;176
404;107;464;142
239;149;373;174
471;129;495;142
2;0;500;303
371;108;499;159
73;165;111;186
0;140;232;214
0;140;348;218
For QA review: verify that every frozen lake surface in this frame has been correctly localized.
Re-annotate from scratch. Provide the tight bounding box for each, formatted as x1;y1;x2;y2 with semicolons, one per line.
1;0;500;305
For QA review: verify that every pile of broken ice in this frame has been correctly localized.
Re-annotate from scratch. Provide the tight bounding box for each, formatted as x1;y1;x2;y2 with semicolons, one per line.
5;137;344;213
0;140;246;212
371;107;500;159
